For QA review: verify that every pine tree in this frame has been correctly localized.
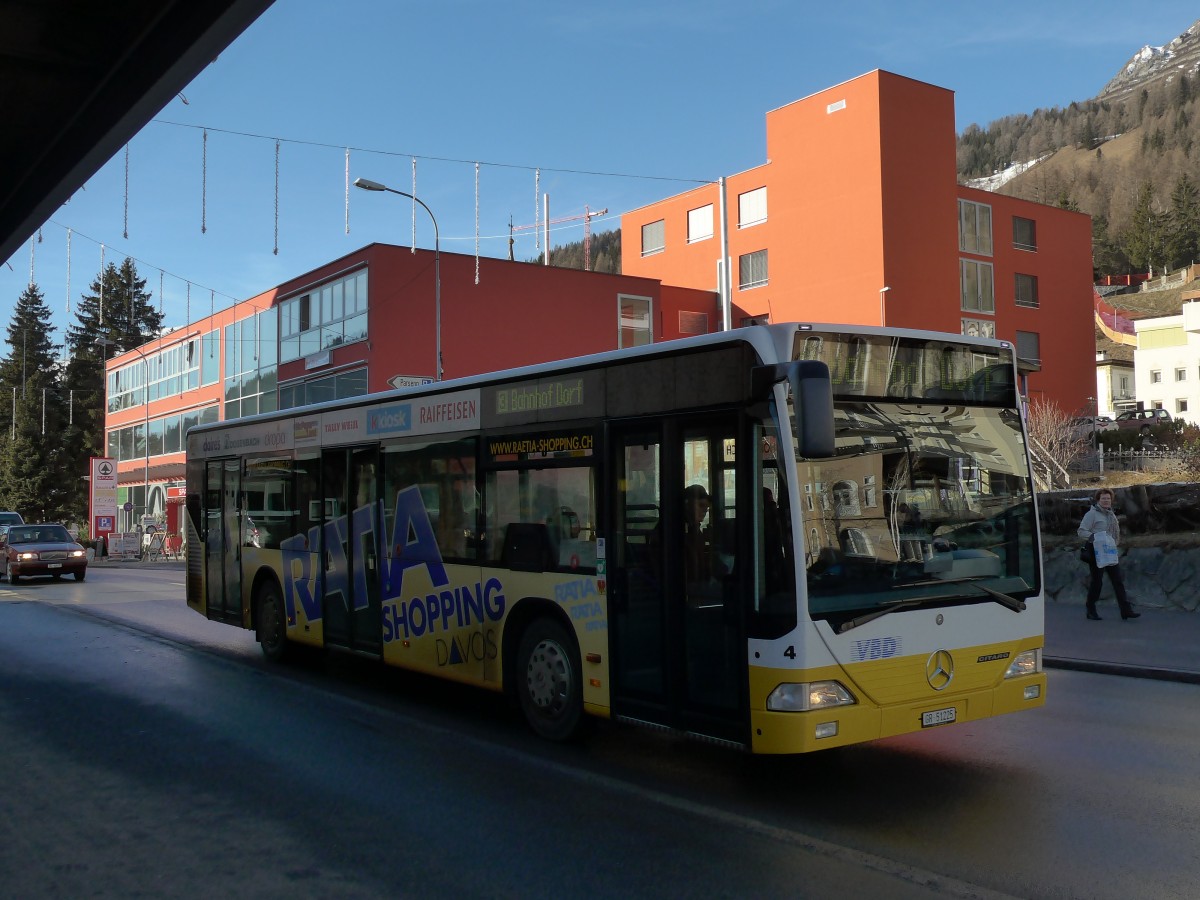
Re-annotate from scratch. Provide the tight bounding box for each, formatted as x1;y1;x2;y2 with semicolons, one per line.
58;258;164;525
1092;215;1130;276
1164;173;1200;270
0;283;71;521
1123;181;1165;272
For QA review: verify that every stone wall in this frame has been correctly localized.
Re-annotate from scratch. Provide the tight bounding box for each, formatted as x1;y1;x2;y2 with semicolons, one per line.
1039;483;1200;611
1041;541;1200;611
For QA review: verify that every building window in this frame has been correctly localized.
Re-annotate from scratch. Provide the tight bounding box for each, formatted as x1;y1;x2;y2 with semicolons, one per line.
1015;331;1041;366
832;480;860;517
279;269;368;364
1151;370;1163;384
739;250;768;289
961;260;995;312
106;405;218;463
738;187;767;228
840;527;872;557
687;204;713;243
108;336;207;413
619;295;652;348
200;329;219;386
1176;368;1187;382
1013;216;1037;251
1120;375;1131;394
641;219;665;256
224;308;279;420
962;318;996;339
958;199;993;255
278;368;368;410
678;311;708;335
1014;273;1039;308
1178;398;1189;414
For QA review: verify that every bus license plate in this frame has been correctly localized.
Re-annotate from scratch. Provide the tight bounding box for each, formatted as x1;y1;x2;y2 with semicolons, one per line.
922;707;956;727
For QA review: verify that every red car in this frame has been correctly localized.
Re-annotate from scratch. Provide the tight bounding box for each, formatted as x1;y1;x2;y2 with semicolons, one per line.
2;523;87;583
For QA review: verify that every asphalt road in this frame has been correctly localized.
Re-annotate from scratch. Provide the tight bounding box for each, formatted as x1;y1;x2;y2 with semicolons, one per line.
2;567;1199;899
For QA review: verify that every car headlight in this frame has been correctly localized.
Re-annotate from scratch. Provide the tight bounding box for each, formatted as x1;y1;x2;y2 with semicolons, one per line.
1004;649;1041;679
70;550;85;558
18;552;36;560
767;680;857;712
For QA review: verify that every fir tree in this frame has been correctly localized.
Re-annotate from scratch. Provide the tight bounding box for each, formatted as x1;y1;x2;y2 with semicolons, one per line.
0;283;71;520
58;258;163;525
1092;215;1130;276
1123;181;1165;272
1165;173;1200;269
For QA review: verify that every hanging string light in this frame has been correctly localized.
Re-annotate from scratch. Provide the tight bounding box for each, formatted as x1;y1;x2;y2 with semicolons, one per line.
534;168;541;254
28;233;35;286
201;128;208;234
123;143;130;239
411;157;417;253
159;270;164;318
344;148;351;234
475;162;480;285
65;228;71;314
99;243;105;326
273;140;280;255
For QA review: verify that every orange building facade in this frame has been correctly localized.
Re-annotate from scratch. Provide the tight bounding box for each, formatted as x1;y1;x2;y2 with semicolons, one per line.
620;70;1095;411
104;243;717;533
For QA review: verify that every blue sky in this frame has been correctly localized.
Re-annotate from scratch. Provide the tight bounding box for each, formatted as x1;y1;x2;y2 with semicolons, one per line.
5;0;1200;345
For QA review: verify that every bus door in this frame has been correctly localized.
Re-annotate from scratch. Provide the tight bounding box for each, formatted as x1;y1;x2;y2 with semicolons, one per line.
320;445;383;656
608;416;747;744
203;458;243;624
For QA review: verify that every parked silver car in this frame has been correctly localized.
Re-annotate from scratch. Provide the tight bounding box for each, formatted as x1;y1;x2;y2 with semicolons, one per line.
1069;416;1116;441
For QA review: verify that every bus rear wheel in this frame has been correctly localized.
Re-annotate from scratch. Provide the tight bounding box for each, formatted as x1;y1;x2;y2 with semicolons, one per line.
516;618;584;741
255;581;291;662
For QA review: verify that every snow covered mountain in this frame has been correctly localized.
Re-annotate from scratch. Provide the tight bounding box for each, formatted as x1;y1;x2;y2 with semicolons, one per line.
1098;19;1200;100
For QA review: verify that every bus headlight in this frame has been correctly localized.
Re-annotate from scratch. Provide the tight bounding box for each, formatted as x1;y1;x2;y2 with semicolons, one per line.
767;680;856;712
1003;649;1041;679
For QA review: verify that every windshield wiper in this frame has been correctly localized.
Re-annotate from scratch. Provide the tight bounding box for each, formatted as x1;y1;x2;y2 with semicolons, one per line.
837;596;939;633
969;581;1026;613
836;582;1026;634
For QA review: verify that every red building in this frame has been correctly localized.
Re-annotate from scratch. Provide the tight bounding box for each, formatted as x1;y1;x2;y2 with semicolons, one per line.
620;70;1095;411
104;244;716;533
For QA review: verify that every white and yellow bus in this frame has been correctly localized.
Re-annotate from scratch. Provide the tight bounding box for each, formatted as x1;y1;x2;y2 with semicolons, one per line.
185;323;1044;753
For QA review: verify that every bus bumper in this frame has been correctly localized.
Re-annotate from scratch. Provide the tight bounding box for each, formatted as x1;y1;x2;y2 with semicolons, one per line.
748;673;1046;754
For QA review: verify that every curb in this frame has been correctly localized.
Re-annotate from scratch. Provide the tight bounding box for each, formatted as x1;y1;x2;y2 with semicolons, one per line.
1044;656;1200;685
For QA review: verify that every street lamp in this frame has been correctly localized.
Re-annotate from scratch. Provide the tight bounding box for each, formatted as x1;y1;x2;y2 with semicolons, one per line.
879;286;891;325
354;177;442;381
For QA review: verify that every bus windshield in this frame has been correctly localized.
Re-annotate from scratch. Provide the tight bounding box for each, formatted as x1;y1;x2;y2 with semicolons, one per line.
801;399;1037;629
788;322;1039;630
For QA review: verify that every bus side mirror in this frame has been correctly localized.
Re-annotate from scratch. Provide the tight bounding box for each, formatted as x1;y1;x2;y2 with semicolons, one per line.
752;361;835;459
792;361;835;458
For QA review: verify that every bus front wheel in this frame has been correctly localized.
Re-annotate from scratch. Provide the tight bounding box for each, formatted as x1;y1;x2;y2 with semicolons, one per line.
516;618;584;741
256;581;291;662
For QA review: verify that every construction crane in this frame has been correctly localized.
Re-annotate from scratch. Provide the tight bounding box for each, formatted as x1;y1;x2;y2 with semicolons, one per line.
509;194;608;271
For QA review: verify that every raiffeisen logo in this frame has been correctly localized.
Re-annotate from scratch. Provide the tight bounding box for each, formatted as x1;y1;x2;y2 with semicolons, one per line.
368;405;412;435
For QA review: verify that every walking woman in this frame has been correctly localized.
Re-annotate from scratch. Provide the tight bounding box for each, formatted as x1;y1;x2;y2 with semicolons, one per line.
1077;488;1140;621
